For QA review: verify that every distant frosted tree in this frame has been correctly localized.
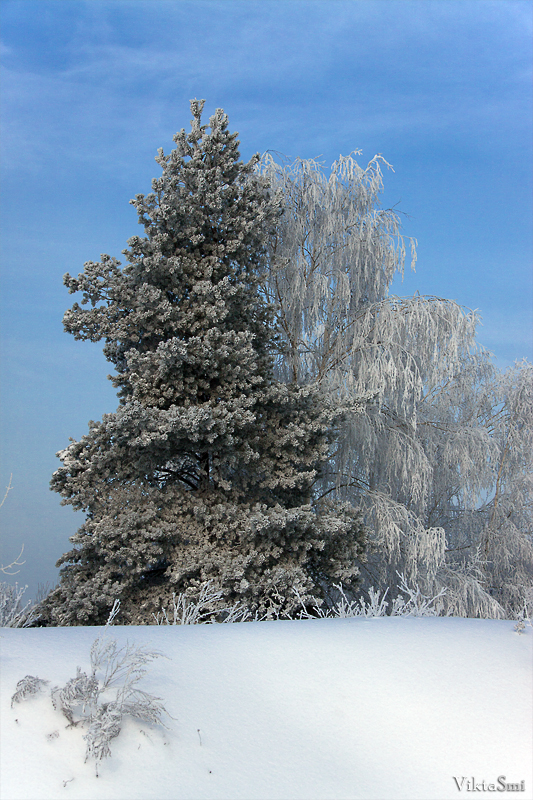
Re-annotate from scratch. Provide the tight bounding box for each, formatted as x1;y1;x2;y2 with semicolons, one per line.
258;153;533;618
439;358;533;616
39;102;365;626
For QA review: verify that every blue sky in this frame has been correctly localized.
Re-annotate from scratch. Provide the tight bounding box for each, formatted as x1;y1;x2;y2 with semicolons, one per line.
1;0;532;600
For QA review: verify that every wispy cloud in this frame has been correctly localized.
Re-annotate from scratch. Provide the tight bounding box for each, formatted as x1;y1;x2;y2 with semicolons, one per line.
2;0;530;176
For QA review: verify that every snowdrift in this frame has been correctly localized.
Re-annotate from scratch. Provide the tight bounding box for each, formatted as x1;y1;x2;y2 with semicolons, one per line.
1;617;531;800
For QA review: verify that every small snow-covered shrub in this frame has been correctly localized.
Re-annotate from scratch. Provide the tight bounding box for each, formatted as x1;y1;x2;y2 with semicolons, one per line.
513;591;533;634
295;573;448;619
152;580;253;625
153;575;450;624
11;601;171;776
0;581;36;627
388;574;448;616
1;479;37;627
11;675;50;705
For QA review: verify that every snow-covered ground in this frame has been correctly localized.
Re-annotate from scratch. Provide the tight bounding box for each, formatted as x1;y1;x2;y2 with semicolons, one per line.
1;617;531;800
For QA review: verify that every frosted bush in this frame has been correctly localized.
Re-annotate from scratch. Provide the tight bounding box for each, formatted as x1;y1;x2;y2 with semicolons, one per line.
295;573;448;619
10;601;171;776
0;581;36;627
513;591;533;634
1;477;37;627
11;675;50;705
152;576;451;623
152;580;253;625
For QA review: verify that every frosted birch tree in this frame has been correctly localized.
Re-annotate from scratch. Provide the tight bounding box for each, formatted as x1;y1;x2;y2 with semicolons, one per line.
258;153;533;618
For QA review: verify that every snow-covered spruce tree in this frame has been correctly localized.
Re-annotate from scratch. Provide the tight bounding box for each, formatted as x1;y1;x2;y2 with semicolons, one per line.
38;101;366;626
258;153;533;618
